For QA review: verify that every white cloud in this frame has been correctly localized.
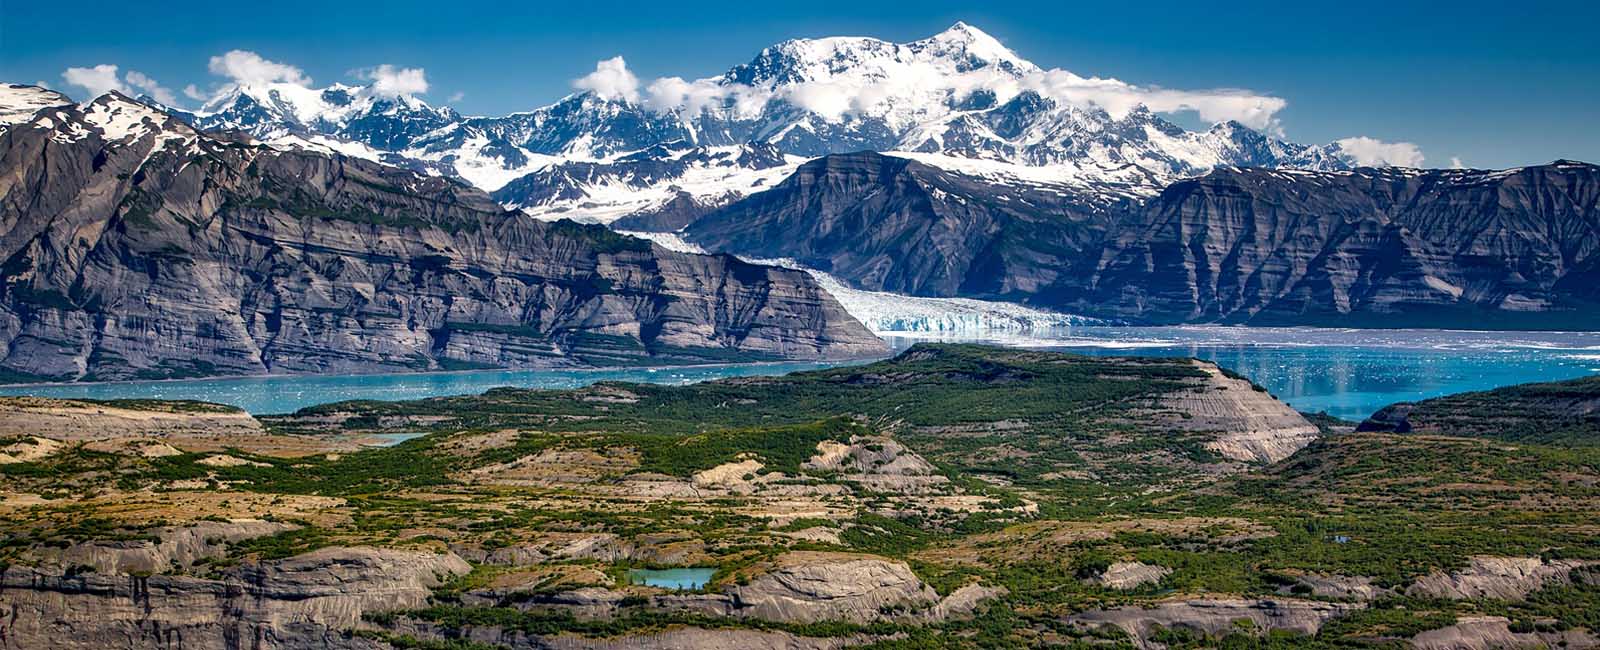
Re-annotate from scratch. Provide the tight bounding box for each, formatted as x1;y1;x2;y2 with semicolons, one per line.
645;76;720;113
183;84;207;101
125;70;179;106
1022;69;1288;131
448;91;465;103
1335;136;1426;167
33;80;51;89
597;49;1290;131
1450;156;1466;169
361;64;428;97
573;56;639;102
207;50;310;87
62;64;127;98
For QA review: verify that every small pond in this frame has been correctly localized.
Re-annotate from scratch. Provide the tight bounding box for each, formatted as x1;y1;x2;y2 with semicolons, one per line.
625;567;716;590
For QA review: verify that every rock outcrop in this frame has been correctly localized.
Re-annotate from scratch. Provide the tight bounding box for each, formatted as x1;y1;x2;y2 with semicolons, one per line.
35;520;297;575
1148;361;1321;463
445;551;994;629
1067;598;1362;648
724;552;940;624
1278;573;1390;602
1412;616;1600;650
1406;556;1597;601
1096;562;1171;590
802;435;948;493
0;86;884;382
0;547;470;650
0;397;263;441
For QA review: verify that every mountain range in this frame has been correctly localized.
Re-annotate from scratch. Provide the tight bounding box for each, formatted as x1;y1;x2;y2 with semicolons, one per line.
154;23;1374;225
0;84;883;382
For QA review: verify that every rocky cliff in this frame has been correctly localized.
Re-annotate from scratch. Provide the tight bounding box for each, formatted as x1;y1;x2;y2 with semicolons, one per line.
1075;161;1600;327
683;152;1121;298
0;543;468;650
686;151;1600;329
0;85;884;382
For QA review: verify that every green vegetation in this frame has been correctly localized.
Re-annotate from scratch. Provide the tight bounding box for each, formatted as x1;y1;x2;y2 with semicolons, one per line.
3;344;1598;649
1365;374;1600;445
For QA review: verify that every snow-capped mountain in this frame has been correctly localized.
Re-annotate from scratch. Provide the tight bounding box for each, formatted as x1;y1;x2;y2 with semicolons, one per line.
161;23;1374;223
491;142;803;228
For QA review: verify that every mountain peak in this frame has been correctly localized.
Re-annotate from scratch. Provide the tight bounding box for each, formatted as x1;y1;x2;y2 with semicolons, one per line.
915;21;1032;72
0;83;74;126
82;90;191;142
932;21;994;45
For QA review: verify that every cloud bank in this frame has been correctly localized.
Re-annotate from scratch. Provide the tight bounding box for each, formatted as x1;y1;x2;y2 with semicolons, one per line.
1336;136;1426;167
573;49;1290;131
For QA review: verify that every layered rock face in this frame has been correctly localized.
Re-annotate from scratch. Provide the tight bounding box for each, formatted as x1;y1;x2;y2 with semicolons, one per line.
1067;598;1363;649
1406;557;1598;601
688;151;1600;329
0;545;469;650
1157;363;1321;464
0;86;883;382
1075;162;1600;327
683;152;1119;298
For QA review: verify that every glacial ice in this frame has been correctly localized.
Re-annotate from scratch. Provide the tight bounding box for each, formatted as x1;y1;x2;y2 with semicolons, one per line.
619;230;1093;335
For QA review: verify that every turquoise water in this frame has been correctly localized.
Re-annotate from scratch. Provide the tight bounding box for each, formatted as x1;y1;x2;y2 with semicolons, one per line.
363;432;427;447
625;567;716;590
882;327;1600;420
0;359;850;416
3;327;1598;421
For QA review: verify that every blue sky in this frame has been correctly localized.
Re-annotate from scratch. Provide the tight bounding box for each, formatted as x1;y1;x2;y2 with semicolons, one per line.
4;0;1596;168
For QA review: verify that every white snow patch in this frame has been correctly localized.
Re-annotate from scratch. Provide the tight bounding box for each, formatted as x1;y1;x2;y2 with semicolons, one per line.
0;84;73;127
1422;275;1464;299
512;147;805;224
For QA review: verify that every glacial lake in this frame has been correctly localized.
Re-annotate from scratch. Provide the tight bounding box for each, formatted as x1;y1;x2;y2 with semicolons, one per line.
3;327;1598;421
625;567;716;590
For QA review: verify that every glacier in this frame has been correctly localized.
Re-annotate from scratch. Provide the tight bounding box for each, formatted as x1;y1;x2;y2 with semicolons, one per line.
620;230;1094;335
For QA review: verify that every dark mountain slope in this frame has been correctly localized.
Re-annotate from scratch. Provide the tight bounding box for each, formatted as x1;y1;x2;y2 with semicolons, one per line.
1073;162;1600;326
683;152;1121;298
686;152;1600;329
